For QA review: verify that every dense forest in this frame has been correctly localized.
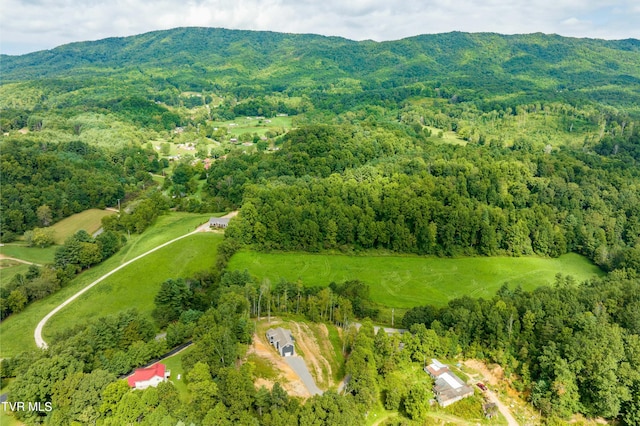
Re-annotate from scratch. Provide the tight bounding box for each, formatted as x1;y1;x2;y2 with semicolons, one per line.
216;122;640;272
1;27;640;425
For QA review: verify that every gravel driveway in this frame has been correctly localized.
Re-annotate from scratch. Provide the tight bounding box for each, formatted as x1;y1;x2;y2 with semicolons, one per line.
285;356;323;396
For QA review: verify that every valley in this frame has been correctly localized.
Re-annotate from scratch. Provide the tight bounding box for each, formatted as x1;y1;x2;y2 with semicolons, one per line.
0;27;639;426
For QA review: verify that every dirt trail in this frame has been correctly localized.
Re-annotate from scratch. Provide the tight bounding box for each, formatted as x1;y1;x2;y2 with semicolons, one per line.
463;360;519;426
34;228;203;349
248;333;311;398
0;254;40;266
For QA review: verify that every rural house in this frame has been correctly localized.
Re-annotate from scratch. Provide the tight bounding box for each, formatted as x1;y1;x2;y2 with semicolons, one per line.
425;359;474;407
127;363;170;390
209;217;230;228
266;327;295;357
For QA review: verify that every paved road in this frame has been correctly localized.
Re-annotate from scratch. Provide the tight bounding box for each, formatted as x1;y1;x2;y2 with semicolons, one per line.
34;229;202;349
285;356;323;396
352;322;406;335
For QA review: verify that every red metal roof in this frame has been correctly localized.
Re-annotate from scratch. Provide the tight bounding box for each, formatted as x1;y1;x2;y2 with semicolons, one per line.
127;363;166;387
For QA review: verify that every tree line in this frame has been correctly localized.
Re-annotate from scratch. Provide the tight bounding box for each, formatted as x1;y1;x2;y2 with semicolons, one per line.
210;124;639;271
403;273;640;423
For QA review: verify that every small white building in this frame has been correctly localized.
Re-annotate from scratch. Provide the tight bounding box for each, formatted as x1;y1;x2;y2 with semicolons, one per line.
209;217;230;228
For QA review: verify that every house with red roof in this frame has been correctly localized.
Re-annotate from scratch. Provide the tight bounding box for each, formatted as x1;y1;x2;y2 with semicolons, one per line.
127;364;170;390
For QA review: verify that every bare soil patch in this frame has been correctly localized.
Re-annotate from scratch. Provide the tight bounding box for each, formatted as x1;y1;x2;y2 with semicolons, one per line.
247;332;310;398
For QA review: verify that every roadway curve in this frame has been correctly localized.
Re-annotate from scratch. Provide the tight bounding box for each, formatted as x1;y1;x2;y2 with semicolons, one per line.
34;229;202;349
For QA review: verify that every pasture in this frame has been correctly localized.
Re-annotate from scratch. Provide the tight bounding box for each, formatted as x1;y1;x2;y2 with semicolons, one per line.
228;252;604;309
211;115;293;138
0;260;30;288
45;232;223;341
0;244;56;264
0;212;218;358
49;208;116;244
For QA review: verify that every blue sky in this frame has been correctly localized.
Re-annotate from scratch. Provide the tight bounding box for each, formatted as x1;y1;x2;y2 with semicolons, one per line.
1;0;639;55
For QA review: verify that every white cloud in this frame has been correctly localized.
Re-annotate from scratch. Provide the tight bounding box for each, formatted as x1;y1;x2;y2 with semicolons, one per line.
1;0;639;54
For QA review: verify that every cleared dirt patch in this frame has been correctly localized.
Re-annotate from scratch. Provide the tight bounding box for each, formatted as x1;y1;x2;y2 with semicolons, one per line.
247;332;311;398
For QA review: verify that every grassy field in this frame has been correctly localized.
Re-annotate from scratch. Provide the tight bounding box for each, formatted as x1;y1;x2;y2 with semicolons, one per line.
49;208;116;244
0;213;218;358
0;260;30;288
211;115;293;138
228;252;604;308
0;244;56;264
424;125;468;146
45;232;223;340
162;345;194;401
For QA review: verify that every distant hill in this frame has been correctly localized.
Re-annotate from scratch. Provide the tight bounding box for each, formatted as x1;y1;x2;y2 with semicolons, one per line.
1;27;639;110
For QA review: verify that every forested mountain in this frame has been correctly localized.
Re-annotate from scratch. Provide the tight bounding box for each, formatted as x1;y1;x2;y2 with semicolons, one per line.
2;28;640;111
2;27;640;425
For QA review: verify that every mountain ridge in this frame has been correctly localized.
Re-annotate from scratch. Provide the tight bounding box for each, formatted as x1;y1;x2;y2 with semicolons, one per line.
1;27;639;112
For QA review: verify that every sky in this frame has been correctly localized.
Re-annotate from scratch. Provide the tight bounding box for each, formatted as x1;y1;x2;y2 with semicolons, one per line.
1;0;639;55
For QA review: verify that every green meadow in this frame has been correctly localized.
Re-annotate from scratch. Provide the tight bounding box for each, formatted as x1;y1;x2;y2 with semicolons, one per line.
0;213;219;358
49;208;116;244
0;260;30;288
0;244;57;264
44;232;223;341
228;251;604;308
211;115;293;137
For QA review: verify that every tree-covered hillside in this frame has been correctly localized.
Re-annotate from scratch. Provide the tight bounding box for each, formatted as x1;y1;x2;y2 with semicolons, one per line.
2;27;640;426
2;28;640;111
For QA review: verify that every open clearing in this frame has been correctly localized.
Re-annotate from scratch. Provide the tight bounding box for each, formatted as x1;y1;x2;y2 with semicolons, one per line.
0;244;56;264
229;252;603;308
44;232;222;341
49;208;116;244
248;318;343;397
0;259;31;288
0;213;216;358
211;115;293;138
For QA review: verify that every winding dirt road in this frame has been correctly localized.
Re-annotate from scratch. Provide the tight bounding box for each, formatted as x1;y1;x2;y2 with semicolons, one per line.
0;254;40;266
34;213;238;349
34;229;199;349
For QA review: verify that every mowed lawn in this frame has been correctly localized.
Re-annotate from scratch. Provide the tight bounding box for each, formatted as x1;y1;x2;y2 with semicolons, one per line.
0;212;219;358
228;252;604;308
49;208;116;244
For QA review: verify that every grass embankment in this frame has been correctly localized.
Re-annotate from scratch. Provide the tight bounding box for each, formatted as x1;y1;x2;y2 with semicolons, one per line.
49;208;116;244
0;213;218;358
161;345;194;401
0;261;30;288
229;252;603;309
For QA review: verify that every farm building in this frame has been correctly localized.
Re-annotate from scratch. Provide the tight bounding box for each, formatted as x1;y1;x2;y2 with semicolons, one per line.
127;363;170;390
209;217;230;228
266;327;295;357
425;359;474;407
